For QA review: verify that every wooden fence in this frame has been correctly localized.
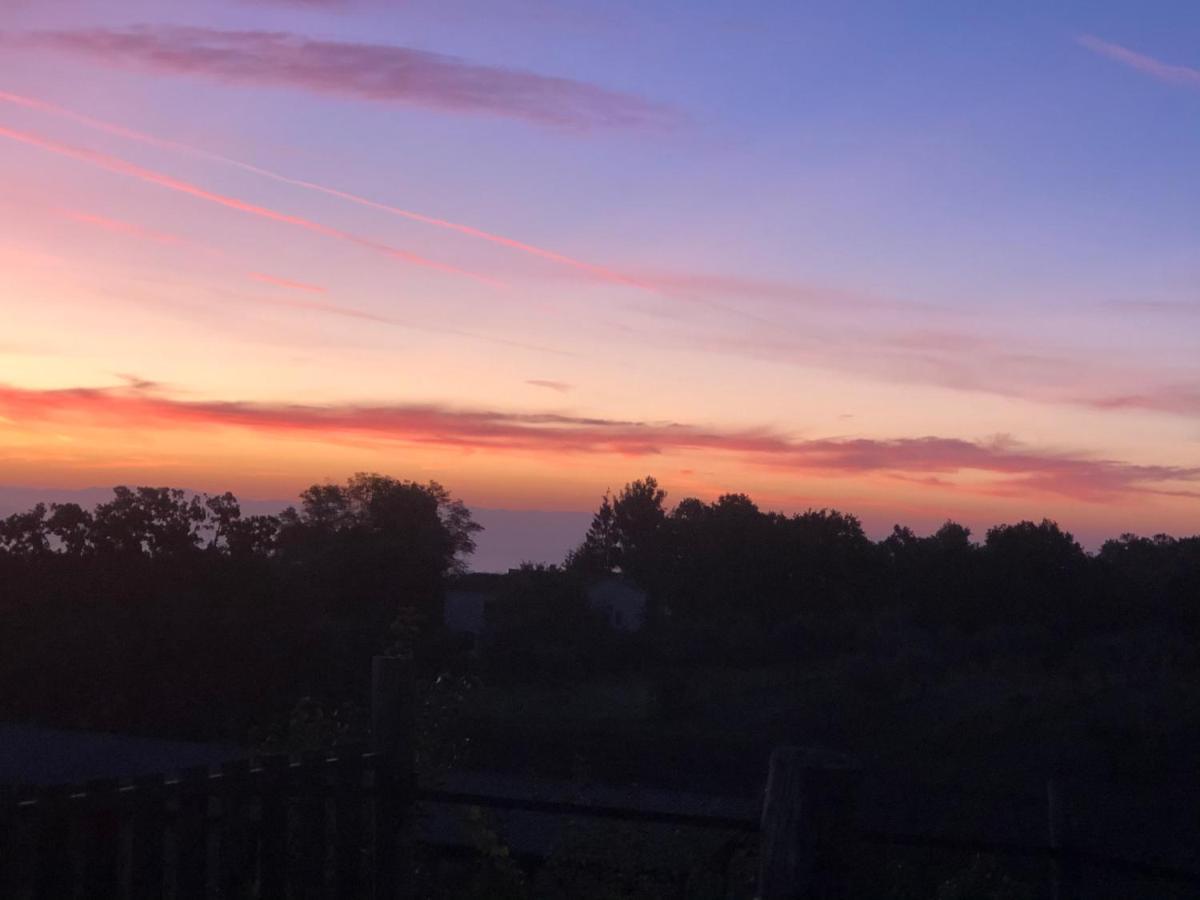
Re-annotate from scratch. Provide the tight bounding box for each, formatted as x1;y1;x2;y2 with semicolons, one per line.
2;655;1198;898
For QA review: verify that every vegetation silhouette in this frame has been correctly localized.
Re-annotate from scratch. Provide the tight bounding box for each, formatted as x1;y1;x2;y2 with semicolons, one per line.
0;474;477;740
3;473;1199;893
1;472;1197;787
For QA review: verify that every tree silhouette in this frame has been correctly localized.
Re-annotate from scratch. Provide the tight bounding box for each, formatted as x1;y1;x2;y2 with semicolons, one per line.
0;473;479;739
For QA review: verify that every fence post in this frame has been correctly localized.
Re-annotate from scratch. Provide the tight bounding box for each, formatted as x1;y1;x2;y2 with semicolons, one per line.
757;746;860;900
258;755;289;900
218;759;255;897
372;654;416;899
129;774;166;900
332;746;367;899
33;788;71;900
176;766;210;900
82;778;120;900
1047;778;1078;900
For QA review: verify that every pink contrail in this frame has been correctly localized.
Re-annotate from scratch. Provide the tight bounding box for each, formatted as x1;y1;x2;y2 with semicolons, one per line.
60;203;559;355
0;87;643;288
249;271;326;294
62;209;183;246
0;122;500;287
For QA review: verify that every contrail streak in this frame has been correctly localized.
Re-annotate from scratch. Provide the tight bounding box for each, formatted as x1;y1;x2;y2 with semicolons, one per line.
0;121;501;287
58;202;565;354
0;87;643;287
62;209;183;246
239;291;575;356
249;272;326;294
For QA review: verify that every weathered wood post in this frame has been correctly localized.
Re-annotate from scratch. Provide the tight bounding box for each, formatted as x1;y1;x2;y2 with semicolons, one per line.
258;754;289;900
176;766;210;900
757;746;861;900
371;655;416;899
129;774;166;900
33;788;71;900
332;746;367;899
1047;778;1078;900
82;778;120;900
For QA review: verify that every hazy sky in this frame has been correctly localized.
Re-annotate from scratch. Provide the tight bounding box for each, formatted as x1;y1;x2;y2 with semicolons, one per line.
1;0;1198;550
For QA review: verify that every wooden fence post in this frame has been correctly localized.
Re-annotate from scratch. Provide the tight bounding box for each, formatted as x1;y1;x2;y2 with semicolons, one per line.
372;654;416;899
258;755;289;900
757;746;861;900
82;778;120;900
1047;778;1078;900
333;747;367;899
294;753;329;900
129;774;166;900
176;766;210;900
33;789;71;900
218;759;255;898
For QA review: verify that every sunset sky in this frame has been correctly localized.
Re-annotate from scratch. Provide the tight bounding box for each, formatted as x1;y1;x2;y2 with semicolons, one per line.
1;1;1198;563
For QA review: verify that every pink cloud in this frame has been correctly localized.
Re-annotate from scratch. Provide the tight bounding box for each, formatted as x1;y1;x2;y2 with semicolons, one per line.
0;124;501;287
20;27;673;130
62;210;183;246
239;0;350;6
212;288;572;355
60;208;346;307
1;381;1196;502
1078;384;1200;417
640;272;920;311
0;88;638;287
657;316;1200;420
249;272;326;294
1077;35;1200;90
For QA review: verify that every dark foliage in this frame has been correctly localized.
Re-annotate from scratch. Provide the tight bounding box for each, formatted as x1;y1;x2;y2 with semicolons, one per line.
565;478;1199;654
1;472;1197;776
0;474;479;740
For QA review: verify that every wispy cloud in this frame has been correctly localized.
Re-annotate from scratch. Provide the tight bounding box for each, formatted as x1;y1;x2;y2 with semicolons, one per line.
1078;384;1200;417
18;26;673;130
62;210;183;246
211;287;572;355
1102;299;1200;316
2;381;1196;502
639;272;918;311
1077;35;1200;90
0;88;640;286
113;373;164;392
249;272;326;294
649;313;1200;420
0;123;501;287
526;379;573;393
239;0;351;6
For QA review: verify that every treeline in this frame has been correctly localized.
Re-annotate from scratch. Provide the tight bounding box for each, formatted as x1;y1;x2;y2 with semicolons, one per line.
0;474;478;740
1;473;1197;739
566;477;1199;639
461;478;1199;680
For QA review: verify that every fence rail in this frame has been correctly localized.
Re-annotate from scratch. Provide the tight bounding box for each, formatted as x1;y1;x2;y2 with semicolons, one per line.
2;655;1198;898
419;786;761;832
0;748;392;899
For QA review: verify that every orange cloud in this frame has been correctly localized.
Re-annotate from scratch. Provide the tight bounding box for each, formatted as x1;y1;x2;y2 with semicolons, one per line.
1;381;1196;503
526;379;573;393
0;124;501;287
